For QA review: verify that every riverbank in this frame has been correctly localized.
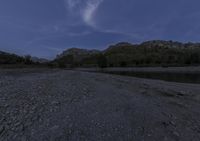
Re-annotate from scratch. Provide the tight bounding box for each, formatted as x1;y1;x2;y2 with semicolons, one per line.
76;66;200;73
0;69;200;141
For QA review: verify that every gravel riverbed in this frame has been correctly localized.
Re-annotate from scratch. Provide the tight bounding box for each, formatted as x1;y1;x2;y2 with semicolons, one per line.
0;69;200;141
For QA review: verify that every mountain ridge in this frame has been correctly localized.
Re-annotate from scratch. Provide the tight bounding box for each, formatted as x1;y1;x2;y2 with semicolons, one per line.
1;40;200;67
54;40;200;67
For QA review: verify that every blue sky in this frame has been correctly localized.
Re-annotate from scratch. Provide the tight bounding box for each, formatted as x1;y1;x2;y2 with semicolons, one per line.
0;0;200;58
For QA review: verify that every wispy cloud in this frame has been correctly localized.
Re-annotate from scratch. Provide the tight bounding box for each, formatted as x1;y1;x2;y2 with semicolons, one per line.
82;0;103;27
66;0;79;9
64;0;138;39
64;0;104;27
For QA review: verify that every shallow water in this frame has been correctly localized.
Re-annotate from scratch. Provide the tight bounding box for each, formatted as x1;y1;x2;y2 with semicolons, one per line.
104;71;200;84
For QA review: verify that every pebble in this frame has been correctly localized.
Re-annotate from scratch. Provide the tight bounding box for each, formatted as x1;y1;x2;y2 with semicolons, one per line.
173;131;180;137
51;101;60;105
0;125;5;135
140;89;147;94
50;125;59;131
14;122;21;127
178;91;187;96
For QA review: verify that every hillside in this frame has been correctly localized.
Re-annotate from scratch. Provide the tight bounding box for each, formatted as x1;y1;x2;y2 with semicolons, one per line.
54;40;200;68
57;48;100;59
0;51;25;64
31;57;49;63
54;48;101;67
0;51;44;67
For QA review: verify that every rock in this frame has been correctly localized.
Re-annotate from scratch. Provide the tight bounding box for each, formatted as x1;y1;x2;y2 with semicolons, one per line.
0;125;5;135
140;89;147;94
172;131;180;137
69;123;73;128
6;110;10;115
50;125;59;131
32;116;38;121
20;136;27;141
31;106;37;111
178;91;187;96
14;122;21;128
4;104;9;108
51;101;60;105
162;121;169;127
17;124;24;132
169;121;176;126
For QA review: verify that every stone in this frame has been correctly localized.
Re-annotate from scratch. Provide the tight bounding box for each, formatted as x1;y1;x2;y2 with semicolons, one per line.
173;131;180;137
0;125;5;135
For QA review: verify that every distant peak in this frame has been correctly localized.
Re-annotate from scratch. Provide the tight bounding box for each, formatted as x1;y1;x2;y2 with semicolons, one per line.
114;42;133;46
56;47;100;59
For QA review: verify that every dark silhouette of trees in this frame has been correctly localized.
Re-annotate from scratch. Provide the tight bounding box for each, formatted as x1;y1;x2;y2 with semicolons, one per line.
24;55;32;65
54;55;75;68
97;54;108;68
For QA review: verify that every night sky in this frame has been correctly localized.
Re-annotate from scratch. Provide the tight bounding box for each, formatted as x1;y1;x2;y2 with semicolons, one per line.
0;0;200;58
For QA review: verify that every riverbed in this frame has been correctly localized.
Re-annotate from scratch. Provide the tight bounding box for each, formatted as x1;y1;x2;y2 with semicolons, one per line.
0;69;200;141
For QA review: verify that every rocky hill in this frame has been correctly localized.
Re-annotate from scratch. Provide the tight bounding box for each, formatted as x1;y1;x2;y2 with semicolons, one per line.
31;57;49;63
57;48;100;59
54;40;200;67
54;48;101;67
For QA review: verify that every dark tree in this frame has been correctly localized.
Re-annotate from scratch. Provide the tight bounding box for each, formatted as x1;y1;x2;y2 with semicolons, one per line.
97;54;108;68
24;55;32;65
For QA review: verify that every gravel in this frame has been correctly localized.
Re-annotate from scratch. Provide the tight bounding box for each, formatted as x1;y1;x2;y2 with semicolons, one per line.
0;69;200;141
